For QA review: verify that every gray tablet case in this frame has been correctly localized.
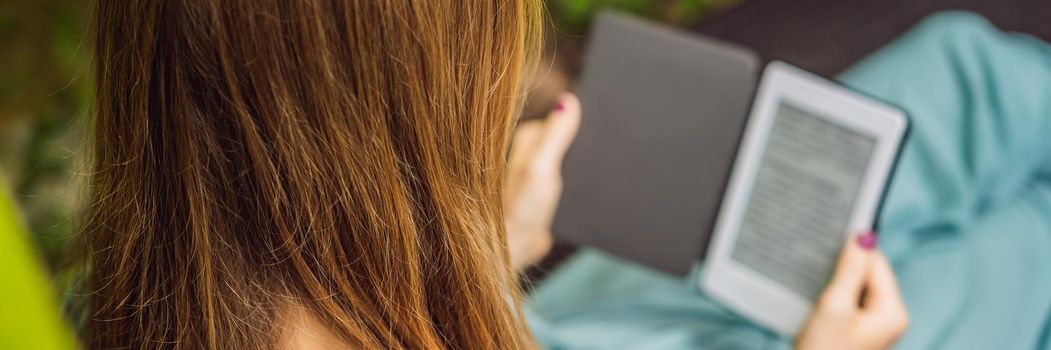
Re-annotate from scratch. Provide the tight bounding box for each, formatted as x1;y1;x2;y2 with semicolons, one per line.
552;11;760;276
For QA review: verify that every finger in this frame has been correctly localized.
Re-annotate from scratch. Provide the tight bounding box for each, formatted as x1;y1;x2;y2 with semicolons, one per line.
819;232;877;309
862;252;906;314
533;93;582;169
857;252;910;341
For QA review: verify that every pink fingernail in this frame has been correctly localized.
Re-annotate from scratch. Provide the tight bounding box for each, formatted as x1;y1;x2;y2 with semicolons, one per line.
554;100;565;112
857;231;877;250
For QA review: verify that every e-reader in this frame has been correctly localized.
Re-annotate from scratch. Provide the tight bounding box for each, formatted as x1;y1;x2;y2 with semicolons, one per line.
699;62;908;336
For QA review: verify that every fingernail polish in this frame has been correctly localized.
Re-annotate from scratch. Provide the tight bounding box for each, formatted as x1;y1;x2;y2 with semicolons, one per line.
554;100;565;112
857;231;877;250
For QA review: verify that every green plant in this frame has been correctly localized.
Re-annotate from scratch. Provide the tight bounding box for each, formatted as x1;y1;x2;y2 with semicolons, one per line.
550;0;736;33
0;0;92;272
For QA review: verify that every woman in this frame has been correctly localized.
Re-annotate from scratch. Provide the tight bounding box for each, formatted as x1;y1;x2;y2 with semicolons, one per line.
83;0;908;348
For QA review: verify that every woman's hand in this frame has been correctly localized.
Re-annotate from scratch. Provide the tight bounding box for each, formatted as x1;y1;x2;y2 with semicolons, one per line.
796;232;910;350
504;93;581;272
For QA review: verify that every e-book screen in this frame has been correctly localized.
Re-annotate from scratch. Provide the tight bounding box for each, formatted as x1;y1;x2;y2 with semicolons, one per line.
730;102;876;300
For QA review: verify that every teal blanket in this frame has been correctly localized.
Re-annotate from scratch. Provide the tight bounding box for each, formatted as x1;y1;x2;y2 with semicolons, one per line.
528;11;1051;349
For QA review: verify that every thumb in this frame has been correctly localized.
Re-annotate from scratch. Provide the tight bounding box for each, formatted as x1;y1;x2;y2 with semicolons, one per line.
856;252;910;346
818;231;877;310
860;252;907;318
534;93;582;168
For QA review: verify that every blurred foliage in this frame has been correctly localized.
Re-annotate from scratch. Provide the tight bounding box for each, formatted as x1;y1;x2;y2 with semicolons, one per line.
0;187;78;349
550;0;740;34
0;0;92;272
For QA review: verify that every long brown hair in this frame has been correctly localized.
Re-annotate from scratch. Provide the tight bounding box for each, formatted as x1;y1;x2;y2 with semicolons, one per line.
84;0;542;348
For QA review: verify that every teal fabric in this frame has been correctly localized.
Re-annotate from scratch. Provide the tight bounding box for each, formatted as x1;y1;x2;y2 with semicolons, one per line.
528;11;1051;349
